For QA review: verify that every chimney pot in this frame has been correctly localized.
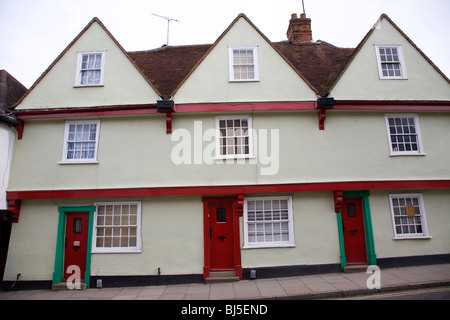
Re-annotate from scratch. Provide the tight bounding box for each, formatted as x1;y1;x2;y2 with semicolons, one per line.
286;13;312;43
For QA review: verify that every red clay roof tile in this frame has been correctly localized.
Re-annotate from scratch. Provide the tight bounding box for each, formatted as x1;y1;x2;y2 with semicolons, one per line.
128;40;353;98
273;41;354;96
128;44;212;99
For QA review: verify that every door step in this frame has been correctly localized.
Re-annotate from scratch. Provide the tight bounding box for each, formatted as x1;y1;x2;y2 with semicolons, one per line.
344;265;369;273
52;282;87;291
206;271;239;284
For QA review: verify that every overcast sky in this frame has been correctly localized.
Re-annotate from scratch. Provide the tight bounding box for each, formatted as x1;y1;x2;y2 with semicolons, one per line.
1;0;449;88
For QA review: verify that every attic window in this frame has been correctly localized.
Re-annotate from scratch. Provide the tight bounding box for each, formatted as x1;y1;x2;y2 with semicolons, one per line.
228;46;259;82
375;45;407;79
75;50;106;86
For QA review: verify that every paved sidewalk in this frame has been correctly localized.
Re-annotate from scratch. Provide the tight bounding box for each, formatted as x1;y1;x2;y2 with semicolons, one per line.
1;264;449;300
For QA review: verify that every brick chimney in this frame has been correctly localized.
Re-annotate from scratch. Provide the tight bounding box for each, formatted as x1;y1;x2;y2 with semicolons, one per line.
287;13;312;43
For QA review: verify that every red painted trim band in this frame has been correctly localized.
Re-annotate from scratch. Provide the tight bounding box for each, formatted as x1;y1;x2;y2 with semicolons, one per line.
14;104;158;119
13;101;450;121
334;105;450;111
14;102;317;120
175;102;317;113
334;100;450;111
7;180;450;201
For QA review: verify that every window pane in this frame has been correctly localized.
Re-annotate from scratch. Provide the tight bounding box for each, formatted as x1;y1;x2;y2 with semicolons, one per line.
95;203;140;250
387;116;420;153
390;195;424;237
232;49;255;80
217;117;251;157
379;46;403;78
246;198;291;245
94;54;102;68
216;208;226;223
65;121;98;160
79;53;103;85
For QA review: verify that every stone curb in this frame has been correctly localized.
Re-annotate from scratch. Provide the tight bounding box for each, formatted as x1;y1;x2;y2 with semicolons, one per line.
251;280;450;300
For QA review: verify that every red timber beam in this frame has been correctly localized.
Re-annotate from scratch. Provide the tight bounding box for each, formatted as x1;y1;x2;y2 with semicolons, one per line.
7;180;450;202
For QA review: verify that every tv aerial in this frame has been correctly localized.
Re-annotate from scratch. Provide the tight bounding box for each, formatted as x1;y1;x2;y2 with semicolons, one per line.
152;13;180;46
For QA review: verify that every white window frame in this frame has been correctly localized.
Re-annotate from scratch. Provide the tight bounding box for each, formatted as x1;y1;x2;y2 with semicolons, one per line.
243;196;295;249
388;194;431;240
375;45;408;80
228;46;260;82
74;50;106;87
92;201;142;253
60;120;101;164
384;114;425;156
215;115;255;160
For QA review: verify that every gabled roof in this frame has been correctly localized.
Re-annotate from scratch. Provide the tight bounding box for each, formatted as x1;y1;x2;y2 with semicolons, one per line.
0;70;27;112
128;13;351;98
273;41;353;96
13;17;161;109
327;14;450;94
128;44;211;99
14;13;448;108
128;13;450;100
129;39;353;98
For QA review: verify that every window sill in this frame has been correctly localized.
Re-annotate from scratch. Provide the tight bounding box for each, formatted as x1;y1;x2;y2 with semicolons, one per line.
393;235;432;240
389;152;426;157
59;160;99;165
243;243;296;249
73;84;105;88
229;79;260;83
215;155;256;160
92;249;142;254
379;77;408;80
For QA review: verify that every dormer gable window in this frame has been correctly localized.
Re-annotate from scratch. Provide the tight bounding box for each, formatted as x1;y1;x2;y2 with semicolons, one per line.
228;46;259;82
375;45;407;79
75;50;106;86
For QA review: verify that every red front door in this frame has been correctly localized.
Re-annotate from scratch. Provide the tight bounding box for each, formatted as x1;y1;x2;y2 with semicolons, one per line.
63;212;89;281
210;202;235;270
341;198;367;265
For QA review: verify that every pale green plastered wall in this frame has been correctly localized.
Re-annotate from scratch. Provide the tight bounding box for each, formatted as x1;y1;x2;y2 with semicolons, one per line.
369;190;450;259
90;196;204;276
241;192;341;268
16;21;160;110
4;190;450;281
174;17;316;103
4;196;204;281
4;200;59;281
8;111;450;192
331;18;450;101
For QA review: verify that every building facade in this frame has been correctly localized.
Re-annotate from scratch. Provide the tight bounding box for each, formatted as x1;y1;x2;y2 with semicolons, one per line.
0;70;27;285
2;13;450;290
